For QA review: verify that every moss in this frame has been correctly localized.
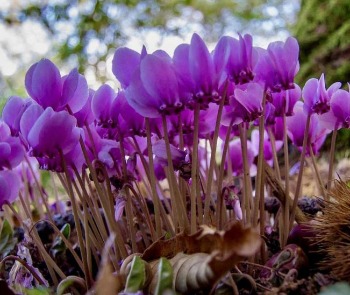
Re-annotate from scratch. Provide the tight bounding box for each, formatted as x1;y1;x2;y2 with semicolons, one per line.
294;5;350;85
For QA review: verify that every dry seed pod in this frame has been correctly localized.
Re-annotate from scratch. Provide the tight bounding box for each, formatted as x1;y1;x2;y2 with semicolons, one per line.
313;180;350;280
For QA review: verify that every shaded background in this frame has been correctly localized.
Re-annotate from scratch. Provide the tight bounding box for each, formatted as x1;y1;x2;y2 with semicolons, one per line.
1;0;350;136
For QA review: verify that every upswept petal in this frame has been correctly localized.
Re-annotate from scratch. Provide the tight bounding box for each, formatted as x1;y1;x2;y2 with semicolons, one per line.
140;54;179;105
62;69;89;113
234;83;264;119
330;89;350;128
92;84;116;123
2;96;33;136
0;121;11;141
189;33;216;94
0;170;21;207
20;104;44;144
25;59;62;109
213;36;231;75
125;70;161;118
28;108;79;155
302;78;318;115
287;101;307;147
173;43;194;94
74;89;95;127
152;139;186;169
112;47;140;88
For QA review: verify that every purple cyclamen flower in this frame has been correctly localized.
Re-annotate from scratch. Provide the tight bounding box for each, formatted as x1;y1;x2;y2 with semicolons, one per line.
14;157;38;185
112;47;142;88
287;101;330;155
0;170;21;209
97;139;123;176
173;43;195;100
73;89;95;127
20;106;81;171
126;52;183;117
152;139;188;172
214;34;257;85
271;84;301;117
303;74;341;115
251;129;283;166
2;96;33;136
92;84;120;127
234;82;264;122
25;59;89;112
255;37;299;92
115;91;146;137
319;87;350;130
0;122;24;170
227;138;256;176
188;33;219;105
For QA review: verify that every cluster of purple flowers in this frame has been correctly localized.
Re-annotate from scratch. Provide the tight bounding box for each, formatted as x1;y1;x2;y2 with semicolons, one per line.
0;32;348;210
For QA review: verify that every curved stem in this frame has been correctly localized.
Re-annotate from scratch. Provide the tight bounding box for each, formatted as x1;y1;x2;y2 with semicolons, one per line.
0;255;47;285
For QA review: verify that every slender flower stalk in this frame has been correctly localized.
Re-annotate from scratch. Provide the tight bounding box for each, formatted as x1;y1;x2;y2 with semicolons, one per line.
253;92;267;228
282;113;290;247
161;115;190;231
145;118;163;237
190;103;200;233
59;149;91;289
203;88;227;224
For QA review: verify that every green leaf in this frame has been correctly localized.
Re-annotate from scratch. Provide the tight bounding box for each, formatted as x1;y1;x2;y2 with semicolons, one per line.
0;220;13;251
125;256;147;293
154;257;174;295
24;286;51;295
50;224;71;258
319;282;350;295
0;219;16;258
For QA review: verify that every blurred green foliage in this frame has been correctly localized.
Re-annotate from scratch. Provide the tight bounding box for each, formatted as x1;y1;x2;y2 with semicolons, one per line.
294;0;350;85
293;0;350;154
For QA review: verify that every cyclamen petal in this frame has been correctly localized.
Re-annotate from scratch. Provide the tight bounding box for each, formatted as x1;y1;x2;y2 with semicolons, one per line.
0;170;21;208
255;37;299;92
2;96;33;136
272;84;301;117
287;101;330;155
320;89;350;130
140;54;180;106
112;47;141;88
125;70;164;118
62;69;89;113
20;104;44;145
189;33;217;97
27;107;80;156
73;89;95;127
92;84;116;124
227;138;256;176
152;139;187;170
303;74;341;115
25;59;62;109
173;43;195;95
234;82;264;121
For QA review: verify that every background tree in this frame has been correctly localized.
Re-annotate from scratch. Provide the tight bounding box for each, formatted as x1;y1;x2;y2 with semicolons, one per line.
294;0;350;85
293;0;350;154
